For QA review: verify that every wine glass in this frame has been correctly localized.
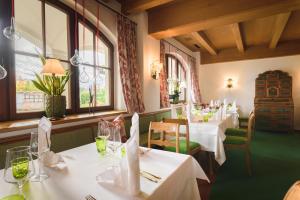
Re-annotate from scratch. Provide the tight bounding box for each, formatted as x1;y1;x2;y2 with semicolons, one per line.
4;146;35;198
30;131;50;182
107;128;122;155
95;121;110;156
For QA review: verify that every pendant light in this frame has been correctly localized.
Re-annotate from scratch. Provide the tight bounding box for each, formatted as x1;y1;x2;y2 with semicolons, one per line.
0;59;8;80
79;0;89;83
70;0;82;66
3;0;21;40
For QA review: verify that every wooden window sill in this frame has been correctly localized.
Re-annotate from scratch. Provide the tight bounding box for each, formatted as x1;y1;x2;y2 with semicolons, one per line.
0;110;127;134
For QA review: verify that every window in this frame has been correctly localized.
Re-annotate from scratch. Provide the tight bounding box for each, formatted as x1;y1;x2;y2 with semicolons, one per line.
166;55;186;102
1;0;114;120
78;22;112;110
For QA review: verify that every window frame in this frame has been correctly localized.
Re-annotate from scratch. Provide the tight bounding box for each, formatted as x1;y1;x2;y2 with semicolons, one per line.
0;0;114;121
166;54;187;103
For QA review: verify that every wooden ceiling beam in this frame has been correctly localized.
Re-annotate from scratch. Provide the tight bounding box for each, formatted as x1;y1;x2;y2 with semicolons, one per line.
148;0;300;39
231;23;244;52
201;40;300;64
123;0;175;14
269;12;291;49
190;32;217;55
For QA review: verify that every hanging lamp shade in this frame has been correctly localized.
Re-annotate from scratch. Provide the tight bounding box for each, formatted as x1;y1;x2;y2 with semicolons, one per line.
70;49;82;66
0;65;7;80
69;0;82;66
41;59;65;76
3;0;21;41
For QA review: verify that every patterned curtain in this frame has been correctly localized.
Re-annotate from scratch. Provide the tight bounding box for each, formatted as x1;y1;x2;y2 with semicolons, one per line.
117;15;145;113
189;57;202;104
159;40;170;108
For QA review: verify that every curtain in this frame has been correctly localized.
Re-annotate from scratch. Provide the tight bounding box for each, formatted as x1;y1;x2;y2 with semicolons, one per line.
159;40;170;108
117;15;145;113
189;57;202;104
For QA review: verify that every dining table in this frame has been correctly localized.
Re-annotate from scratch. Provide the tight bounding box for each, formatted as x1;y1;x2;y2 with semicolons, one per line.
0;143;209;200
182;114;235;165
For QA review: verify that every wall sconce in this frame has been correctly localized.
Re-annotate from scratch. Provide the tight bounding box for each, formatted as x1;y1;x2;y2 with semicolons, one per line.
151;61;163;80
227;78;233;88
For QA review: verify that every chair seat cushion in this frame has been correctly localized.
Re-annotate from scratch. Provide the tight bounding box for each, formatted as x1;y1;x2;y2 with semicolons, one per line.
225;128;247;137
224;136;248;145
164;139;200;154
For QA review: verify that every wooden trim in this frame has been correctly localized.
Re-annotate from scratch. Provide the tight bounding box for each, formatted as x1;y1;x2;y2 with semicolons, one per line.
123;0;175;14
231;23;244;52
0;110;126;134
200;40;300;64
191;32;217;55
269;12;291;49
148;0;300;39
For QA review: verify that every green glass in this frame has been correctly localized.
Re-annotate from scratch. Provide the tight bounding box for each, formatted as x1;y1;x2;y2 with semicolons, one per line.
203;115;209;122
96;136;107;155
12;157;29;180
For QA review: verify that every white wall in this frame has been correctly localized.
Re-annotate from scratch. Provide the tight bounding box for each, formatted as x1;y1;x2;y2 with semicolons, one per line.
198;55;300;130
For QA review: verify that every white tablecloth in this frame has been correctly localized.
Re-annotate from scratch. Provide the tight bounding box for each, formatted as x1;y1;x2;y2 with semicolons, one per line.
182;114;234;165
0;143;209;200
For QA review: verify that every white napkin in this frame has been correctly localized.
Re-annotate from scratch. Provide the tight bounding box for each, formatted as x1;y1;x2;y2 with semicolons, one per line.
231;101;237;112
221;105;227;120
38;117;52;156
126;113;141;196
43;151;67;170
209;100;214;107
38;117;67;170
223;98;227;106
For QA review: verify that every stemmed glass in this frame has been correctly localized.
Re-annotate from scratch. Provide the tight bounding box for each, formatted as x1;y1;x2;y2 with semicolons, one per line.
30;131;50;182
4;146;35;198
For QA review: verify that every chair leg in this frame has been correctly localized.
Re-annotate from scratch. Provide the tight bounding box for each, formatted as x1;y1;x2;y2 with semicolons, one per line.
245;148;252;176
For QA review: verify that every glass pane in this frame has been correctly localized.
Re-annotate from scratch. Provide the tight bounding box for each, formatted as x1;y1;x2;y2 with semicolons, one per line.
79;23;94;65
96;68;111;106
79;65;94;108
167;57;171;79
96;37;109;67
60;62;71;109
171;58;177;80
15;0;43;54
45;4;69;60
15;54;44;113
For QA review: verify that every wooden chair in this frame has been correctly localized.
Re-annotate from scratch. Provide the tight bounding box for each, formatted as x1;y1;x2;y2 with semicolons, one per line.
226;110;254;137
284;181;300;200
224;113;255;176
162;118;201;155
148;122;180;152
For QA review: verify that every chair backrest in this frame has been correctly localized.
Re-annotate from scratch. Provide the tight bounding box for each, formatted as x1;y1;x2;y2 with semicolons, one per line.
247;113;255;142
284;181;300;200
148;122;180;152
163;118;190;153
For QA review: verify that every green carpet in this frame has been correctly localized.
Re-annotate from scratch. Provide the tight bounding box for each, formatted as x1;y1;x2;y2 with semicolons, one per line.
210;131;300;200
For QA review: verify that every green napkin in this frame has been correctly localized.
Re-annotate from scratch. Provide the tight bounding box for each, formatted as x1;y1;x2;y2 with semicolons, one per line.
0;194;24;200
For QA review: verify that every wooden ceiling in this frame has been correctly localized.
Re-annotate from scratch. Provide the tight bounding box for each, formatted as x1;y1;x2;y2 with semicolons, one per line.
121;0;300;64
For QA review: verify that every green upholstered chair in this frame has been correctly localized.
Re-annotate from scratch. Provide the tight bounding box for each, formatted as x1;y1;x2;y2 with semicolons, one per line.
224;113;255;176
148;119;201;155
163;118;201;155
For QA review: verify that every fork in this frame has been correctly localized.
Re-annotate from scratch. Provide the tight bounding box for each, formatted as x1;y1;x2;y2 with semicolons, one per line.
85;195;96;200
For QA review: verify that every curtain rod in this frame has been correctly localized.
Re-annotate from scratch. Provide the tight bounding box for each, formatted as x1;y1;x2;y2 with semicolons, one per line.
94;0;137;25
162;40;195;59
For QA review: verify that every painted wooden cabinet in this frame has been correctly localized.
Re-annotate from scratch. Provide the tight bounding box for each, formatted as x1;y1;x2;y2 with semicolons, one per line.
254;70;294;132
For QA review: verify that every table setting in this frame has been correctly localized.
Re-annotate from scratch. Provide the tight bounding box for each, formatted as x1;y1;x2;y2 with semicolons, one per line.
0;114;208;200
172;99;238;165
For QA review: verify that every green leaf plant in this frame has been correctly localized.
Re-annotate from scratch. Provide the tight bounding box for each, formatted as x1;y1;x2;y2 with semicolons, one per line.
31;54;70;96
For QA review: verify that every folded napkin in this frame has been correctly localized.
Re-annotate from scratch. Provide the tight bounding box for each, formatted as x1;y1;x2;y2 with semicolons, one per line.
209;100;214;107
43;151;67;170
223;98;227;106
38;117;67;170
38;117;52;155
126;113;141;196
